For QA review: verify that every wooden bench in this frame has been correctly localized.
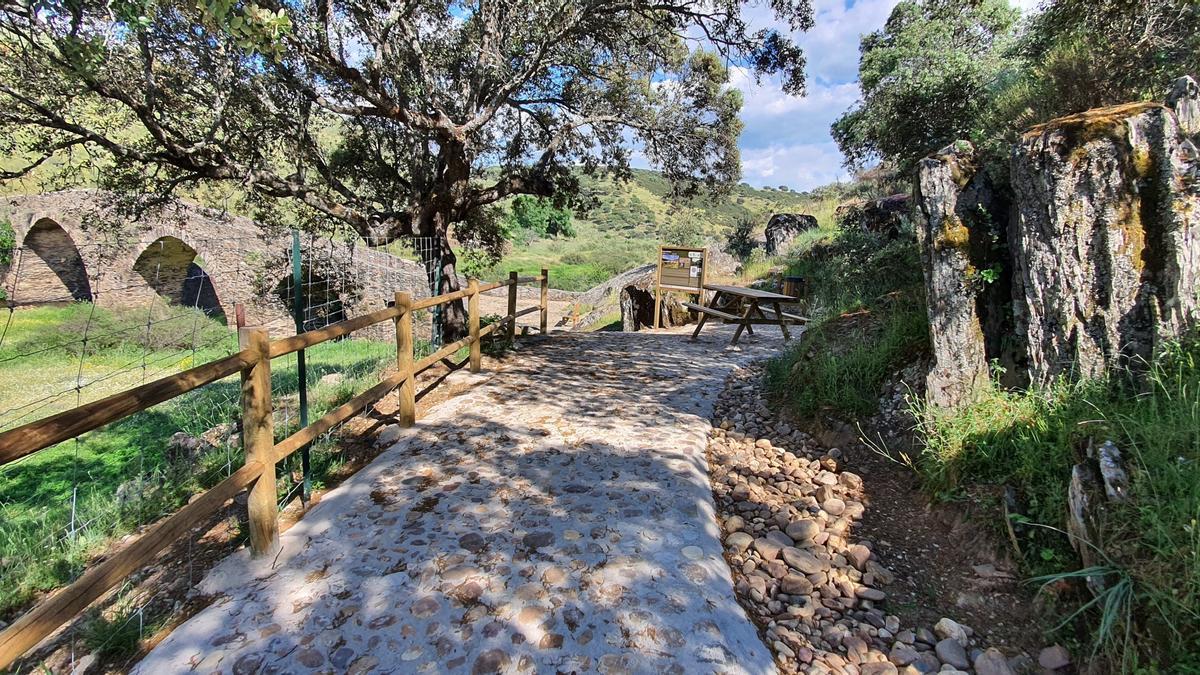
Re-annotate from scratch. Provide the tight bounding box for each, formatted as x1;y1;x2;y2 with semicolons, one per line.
682;301;741;322
759;307;809;324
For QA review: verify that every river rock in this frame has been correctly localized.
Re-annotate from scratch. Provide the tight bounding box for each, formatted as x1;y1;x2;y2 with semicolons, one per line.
972;648;1015;675
1038;644;1071;670
935;638;970;669
780;547;823;574
785;519;820;542
725;532;754;554
933;618;969;646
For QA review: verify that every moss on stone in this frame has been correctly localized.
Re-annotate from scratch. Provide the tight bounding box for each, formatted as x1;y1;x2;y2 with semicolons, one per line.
935;215;971;253
1024;102;1164;146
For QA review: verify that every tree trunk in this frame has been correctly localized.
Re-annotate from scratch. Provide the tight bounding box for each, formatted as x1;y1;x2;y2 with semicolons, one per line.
414;140;472;341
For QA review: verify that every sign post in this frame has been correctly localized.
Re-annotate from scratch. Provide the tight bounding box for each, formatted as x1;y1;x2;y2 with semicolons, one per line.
653;245;707;329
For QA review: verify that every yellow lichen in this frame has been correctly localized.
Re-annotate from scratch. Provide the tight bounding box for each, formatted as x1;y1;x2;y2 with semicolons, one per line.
1131;147;1154;179
1115;199;1147;272
1023;102;1165;145
936;215;971;252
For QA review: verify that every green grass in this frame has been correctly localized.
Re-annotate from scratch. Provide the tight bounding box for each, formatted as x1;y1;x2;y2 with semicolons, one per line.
764;224;929;418
0;304;396;619
913;338;1200;669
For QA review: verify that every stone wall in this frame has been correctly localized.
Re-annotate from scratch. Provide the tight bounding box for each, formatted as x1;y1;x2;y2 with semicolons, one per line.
916;76;1200;404
0;191;430;338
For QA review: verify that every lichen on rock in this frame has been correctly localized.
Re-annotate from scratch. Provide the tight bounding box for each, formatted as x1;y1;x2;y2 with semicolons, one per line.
1009;76;1200;386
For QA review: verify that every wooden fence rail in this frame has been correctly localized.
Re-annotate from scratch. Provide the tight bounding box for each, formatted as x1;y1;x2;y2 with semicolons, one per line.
0;270;549;670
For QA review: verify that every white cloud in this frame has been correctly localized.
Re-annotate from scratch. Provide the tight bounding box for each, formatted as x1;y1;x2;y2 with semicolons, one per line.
726;0;903;189
740;141;850;191
726;0;1038;190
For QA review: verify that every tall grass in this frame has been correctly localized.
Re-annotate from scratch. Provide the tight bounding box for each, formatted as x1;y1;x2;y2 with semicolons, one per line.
765;224;929;418
914;338;1200;668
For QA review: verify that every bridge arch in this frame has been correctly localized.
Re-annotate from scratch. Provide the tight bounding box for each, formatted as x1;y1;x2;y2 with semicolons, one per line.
16;218;93;303
271;264;347;331
132;235;227;323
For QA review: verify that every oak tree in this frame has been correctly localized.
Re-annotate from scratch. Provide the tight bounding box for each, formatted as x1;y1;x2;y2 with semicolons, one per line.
0;0;812;334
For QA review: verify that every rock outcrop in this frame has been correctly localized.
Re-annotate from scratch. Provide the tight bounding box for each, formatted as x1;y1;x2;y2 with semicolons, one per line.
1010;76;1200;385
618;270;691;331
837;194;911;239
916;142;1014;407
764;214;818;256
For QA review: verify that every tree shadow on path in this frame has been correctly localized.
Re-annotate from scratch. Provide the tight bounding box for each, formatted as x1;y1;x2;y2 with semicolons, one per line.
136;328;788;674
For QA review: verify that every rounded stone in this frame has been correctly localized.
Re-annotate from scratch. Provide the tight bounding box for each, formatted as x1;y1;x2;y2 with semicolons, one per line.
725;531;754;553
936;638;971;670
785;519;820;542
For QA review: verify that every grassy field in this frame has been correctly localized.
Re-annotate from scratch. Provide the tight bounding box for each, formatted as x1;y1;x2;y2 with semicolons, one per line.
0;305;396;619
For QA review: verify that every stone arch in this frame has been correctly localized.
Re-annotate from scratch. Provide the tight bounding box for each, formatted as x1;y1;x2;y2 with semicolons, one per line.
16;218;93;303
132;236;227;322
272;264;347;332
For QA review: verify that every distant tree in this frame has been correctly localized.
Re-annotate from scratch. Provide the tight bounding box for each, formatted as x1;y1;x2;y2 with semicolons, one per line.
725;216;758;260
778;185;789;192
506;196;575;239
831;0;1018;171
0;0;813;335
662;218;704;247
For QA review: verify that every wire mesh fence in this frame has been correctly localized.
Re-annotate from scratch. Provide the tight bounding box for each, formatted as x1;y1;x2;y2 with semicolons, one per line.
0;201;447;670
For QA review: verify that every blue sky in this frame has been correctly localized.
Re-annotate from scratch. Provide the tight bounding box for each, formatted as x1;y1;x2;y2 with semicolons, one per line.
732;0;1039;191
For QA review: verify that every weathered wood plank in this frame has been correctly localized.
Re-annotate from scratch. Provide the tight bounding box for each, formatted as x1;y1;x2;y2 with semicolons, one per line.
273;372;405;462
0;350;254;466
468;280;481;373
395;292;416;427
540;268;549;334
507;271;518;343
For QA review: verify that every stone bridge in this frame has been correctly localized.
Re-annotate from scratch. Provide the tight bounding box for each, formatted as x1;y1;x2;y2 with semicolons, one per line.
0;191;431;337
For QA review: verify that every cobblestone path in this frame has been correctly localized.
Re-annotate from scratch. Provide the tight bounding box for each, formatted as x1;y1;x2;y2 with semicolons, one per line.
138;327;785;674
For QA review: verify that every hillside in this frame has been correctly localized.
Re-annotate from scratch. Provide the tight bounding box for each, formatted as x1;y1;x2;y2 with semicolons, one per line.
477;169;845;291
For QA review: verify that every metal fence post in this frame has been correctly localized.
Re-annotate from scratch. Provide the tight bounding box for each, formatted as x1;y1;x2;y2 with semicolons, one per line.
290;230;310;503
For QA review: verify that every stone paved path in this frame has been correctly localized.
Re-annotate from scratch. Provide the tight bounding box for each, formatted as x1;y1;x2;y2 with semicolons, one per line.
138;327;787;674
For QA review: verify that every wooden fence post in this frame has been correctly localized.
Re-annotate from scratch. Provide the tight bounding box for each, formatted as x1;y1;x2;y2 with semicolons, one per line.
507;271;518;343
540;268;549;334
394;292;416;427
468;279;481;373
239;327;278;557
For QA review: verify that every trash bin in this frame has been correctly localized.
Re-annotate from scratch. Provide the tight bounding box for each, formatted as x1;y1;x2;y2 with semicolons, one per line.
782;276;805;299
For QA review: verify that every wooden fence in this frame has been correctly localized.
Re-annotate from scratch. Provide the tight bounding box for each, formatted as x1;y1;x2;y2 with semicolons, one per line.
0;270;550;670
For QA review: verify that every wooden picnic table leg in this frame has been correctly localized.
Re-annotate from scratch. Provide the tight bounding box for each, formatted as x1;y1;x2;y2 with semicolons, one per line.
773;301;792;340
730;300;756;346
691;291;721;340
744;300;760;336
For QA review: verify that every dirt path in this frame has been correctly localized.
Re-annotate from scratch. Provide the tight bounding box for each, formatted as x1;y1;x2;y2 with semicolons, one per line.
136;327;789;674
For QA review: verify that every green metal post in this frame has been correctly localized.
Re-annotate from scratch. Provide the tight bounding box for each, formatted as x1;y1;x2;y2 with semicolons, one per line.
291;230;311;504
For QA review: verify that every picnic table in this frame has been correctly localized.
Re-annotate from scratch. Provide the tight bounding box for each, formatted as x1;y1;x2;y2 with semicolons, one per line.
684;284;808;346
